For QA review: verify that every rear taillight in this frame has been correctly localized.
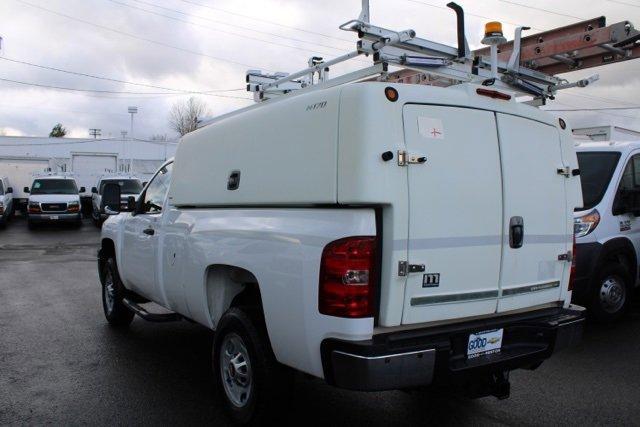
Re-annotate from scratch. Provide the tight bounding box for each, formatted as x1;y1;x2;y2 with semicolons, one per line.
569;234;576;291
319;236;377;318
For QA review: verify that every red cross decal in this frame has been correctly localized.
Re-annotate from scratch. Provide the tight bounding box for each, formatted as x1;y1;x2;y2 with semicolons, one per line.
430;128;441;137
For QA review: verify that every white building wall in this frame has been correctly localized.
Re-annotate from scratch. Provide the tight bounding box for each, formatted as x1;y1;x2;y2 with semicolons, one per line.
0;136;178;199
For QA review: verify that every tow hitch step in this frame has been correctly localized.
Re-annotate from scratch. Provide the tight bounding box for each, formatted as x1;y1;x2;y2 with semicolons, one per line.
122;298;182;322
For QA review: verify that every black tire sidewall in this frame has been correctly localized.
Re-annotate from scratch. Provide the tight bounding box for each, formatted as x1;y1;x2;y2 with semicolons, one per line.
101;257;134;327
213;307;288;425
590;263;632;322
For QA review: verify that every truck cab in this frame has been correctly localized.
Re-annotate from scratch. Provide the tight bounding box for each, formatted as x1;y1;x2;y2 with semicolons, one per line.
573;141;640;321
0;176;14;228
91;175;143;227
25;174;84;229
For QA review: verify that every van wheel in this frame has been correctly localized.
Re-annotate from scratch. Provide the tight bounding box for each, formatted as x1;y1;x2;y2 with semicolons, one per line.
27;220;36;230
213;307;292;425
101;257;134;328
590;263;631;323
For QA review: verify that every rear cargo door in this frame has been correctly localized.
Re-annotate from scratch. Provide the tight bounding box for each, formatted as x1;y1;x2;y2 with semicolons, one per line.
495;114;568;312
401;105;503;324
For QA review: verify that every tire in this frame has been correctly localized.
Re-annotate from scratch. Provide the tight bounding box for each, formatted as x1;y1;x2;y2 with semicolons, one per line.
589;263;632;323
101;257;135;328
92;210;102;228
27;219;36;230
213;307;292;425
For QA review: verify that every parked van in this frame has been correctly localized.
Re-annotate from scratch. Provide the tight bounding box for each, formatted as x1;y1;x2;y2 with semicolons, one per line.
0;176;14;228
573;141;640;321
25;174;84;229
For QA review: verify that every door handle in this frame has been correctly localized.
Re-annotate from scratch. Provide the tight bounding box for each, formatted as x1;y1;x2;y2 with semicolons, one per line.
509;216;524;249
143;228;155;236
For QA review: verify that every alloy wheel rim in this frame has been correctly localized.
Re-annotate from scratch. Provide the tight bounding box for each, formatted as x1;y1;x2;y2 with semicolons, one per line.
104;270;116;314
220;333;253;408
599;275;626;314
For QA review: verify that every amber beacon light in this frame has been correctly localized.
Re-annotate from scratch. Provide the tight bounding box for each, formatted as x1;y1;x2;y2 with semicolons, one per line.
482;21;505;41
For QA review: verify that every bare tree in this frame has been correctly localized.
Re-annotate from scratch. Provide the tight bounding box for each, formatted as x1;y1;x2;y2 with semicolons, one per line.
169;97;211;136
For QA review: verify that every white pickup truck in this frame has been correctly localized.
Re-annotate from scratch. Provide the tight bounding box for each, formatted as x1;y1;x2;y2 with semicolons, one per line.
90;174;143;227
98;80;584;423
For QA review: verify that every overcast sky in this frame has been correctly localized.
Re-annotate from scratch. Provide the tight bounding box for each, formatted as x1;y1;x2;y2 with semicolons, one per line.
0;0;638;140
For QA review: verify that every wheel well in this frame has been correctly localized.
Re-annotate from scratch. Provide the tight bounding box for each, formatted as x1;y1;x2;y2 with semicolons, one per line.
205;265;262;329
599;238;637;283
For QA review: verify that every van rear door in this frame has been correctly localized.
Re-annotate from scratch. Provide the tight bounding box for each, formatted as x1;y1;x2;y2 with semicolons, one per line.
495;114;568;312
401;105;503;324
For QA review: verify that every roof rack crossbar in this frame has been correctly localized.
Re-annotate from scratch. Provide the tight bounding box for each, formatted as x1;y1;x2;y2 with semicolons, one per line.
244;1;638;104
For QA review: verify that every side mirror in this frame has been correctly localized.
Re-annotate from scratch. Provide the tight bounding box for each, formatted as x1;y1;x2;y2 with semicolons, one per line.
91;187;98;194
6;187;12;194
101;183;121;215
79;186;86;193
142;182;148;187
127;196;136;212
24;187;30;193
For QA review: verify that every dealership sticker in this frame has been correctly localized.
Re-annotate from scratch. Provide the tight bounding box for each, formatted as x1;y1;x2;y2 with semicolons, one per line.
418;116;445;139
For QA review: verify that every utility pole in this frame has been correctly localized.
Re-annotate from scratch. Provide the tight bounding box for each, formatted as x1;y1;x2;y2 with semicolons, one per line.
120;131;128;172
89;128;101;139
128;106;137;172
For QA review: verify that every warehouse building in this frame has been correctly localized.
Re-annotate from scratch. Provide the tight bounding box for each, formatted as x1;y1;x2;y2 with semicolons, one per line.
0;136;178;209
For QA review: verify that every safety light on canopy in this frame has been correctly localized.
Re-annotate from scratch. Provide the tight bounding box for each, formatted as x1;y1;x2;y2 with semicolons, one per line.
481;21;507;78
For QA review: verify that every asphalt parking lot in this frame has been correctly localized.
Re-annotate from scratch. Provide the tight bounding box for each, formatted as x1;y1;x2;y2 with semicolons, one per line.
1;216;640;426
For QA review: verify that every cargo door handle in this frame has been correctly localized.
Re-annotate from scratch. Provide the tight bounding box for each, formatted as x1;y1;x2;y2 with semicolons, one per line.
143;228;155;236
509;216;524;249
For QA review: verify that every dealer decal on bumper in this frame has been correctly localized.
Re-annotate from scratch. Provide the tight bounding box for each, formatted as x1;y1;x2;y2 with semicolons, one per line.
467;328;504;359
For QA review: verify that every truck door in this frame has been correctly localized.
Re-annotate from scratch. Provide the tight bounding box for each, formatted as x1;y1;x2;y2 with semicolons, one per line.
401;105;503;324
121;163;173;300
495;114;568;312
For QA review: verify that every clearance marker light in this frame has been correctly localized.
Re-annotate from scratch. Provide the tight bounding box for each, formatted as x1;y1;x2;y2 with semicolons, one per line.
476;88;511;101
385;86;399;102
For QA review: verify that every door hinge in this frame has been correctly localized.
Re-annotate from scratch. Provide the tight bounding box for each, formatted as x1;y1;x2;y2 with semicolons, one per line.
398;261;426;276
557;166;571;177
398;150;427;166
558;251;573;262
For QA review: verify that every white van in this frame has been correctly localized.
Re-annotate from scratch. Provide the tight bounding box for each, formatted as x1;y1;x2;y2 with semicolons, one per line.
574;141;640;321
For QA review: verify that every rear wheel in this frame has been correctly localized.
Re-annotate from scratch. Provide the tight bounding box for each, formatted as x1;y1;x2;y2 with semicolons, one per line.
590;263;632;322
213;307;292;425
101;257;134;328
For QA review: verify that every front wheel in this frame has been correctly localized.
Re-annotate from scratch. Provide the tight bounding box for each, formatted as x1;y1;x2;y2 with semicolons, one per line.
213;307;292;425
590;263;632;323
101;257;134;328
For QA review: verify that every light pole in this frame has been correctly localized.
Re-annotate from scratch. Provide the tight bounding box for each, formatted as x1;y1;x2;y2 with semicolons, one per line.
120;131;127;172
128;106;137;171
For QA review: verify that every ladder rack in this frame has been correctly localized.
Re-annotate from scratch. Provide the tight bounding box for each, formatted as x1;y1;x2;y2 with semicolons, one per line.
246;0;640;104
